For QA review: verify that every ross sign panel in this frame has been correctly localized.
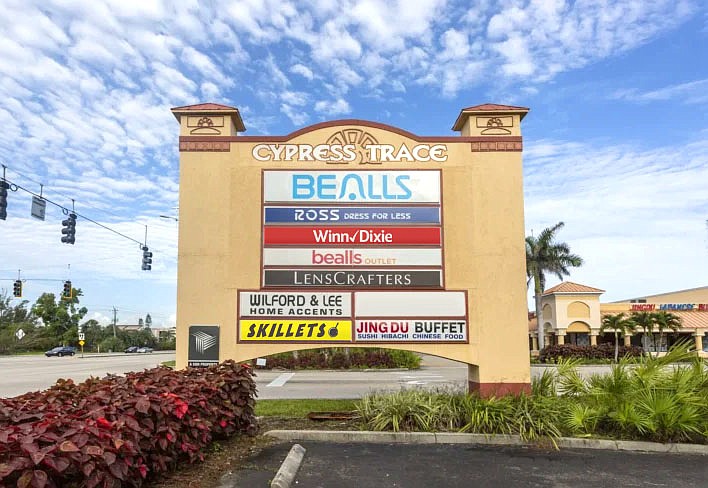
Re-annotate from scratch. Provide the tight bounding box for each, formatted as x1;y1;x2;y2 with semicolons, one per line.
239;291;351;317
263;248;443;267
355;319;467;342
354;291;466;317
188;325;220;367
238;320;353;342
263;226;441;246
264;206;441;224
263;170;441;203
263;269;443;288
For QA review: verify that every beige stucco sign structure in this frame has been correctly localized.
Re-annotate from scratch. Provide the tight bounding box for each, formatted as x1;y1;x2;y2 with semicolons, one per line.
172;102;531;395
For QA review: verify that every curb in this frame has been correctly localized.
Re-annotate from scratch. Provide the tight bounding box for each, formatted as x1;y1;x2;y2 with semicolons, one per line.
271;444;306;488
264;430;708;455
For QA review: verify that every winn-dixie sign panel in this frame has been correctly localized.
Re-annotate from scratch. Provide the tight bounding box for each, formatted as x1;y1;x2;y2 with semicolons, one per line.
264;226;441;246
263;171;440;203
240;292;351;317
263;248;443;267
264;206;440;224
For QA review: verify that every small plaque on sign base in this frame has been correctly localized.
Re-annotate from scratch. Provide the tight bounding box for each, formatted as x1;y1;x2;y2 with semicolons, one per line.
188;325;220;367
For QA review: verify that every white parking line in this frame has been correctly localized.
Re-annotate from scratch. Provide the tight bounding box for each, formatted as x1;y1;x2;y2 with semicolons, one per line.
267;372;295;387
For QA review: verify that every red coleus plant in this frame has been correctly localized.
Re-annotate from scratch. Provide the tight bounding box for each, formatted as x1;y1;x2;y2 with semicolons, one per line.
0;361;258;487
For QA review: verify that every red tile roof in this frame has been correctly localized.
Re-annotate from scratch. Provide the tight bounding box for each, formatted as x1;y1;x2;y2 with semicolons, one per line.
452;103;529;130
170;103;245;131
460;103;529;112
171;103;239;111
542;281;605;295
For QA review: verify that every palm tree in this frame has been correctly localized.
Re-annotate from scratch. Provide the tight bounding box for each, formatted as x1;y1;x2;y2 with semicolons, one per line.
601;313;636;362
631;311;656;353
526;222;583;350
653;311;682;352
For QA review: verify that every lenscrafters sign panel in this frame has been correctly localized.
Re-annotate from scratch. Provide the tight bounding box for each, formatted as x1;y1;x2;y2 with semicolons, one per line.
188;325;220;367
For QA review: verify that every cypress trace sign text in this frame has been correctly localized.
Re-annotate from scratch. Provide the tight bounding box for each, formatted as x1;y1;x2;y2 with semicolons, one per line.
252;143;448;163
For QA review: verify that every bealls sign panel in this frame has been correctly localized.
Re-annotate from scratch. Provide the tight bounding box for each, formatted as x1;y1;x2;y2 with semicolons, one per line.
355;320;468;342
188;325;220;367
238;320;353;342
263;226;441;246
355;291;467;317
263;269;443;288
262;248;443;267
239;291;351;317
263;170;441;203
263;206;441;225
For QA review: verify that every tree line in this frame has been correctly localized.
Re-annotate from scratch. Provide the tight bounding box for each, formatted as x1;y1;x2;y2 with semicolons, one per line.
0;289;174;354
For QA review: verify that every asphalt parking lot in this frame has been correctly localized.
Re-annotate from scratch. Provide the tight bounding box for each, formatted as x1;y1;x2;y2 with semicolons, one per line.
227;441;708;487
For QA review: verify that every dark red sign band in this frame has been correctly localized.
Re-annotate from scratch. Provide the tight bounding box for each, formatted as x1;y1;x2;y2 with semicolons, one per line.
263;226;441;246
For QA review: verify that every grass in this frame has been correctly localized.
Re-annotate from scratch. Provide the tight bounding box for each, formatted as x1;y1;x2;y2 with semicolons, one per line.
256;399;357;417
161;360;176;368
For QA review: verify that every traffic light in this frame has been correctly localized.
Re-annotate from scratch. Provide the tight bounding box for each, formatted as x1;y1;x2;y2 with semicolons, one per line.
61;213;77;244
62;280;72;299
13;280;22;298
0;180;9;220
141;246;152;271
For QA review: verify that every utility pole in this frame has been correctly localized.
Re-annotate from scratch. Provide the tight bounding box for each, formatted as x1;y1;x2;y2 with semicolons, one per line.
112;307;117;338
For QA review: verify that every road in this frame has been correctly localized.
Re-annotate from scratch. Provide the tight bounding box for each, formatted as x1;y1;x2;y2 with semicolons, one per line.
0;352;174;398
0;353;675;399
229;442;708;487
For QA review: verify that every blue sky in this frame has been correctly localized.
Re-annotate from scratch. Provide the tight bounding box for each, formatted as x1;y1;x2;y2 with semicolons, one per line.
0;0;706;327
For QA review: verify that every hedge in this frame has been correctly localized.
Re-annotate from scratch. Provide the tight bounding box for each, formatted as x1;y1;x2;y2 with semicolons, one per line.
0;361;257;487
539;343;644;363
262;348;421;369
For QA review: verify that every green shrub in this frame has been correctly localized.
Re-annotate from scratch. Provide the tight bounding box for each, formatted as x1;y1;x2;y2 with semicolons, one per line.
261;348;421;369
355;343;708;445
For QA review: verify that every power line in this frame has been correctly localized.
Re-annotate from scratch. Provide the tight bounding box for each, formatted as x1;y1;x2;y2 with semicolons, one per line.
6;164;154;224
6;177;145;246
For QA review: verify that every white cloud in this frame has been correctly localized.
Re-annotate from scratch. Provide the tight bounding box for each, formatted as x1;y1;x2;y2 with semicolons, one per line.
280;104;309;126
291;63;314;80
524;136;708;302
611;79;708;105
314;98;352;115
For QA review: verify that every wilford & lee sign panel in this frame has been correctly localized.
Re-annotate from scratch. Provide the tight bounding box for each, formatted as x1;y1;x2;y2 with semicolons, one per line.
237;291;467;344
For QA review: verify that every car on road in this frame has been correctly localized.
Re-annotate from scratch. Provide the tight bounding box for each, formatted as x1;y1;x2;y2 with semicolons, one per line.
136;347;154;353
45;346;76;357
124;346;139;353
